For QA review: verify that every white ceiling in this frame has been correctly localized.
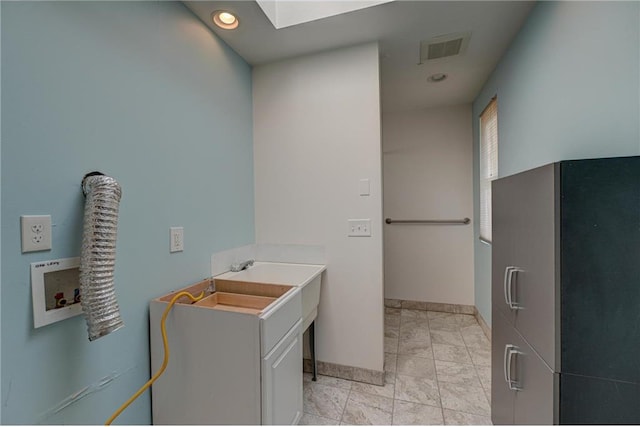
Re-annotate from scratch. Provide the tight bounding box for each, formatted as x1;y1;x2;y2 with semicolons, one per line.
184;0;535;112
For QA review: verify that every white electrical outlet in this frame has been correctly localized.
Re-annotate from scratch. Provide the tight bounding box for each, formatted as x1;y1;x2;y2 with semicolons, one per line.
21;215;52;253
348;219;371;237
170;227;184;252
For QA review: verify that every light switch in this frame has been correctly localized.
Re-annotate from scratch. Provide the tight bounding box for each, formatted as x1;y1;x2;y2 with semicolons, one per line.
359;179;370;196
348;219;371;237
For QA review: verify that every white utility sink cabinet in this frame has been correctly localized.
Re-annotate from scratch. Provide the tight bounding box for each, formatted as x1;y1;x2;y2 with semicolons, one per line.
149;262;325;425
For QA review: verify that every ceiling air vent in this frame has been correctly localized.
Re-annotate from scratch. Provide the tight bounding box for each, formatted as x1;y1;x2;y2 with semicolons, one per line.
419;32;471;64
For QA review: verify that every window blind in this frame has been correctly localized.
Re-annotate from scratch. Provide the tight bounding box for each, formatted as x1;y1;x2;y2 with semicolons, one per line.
479;97;498;243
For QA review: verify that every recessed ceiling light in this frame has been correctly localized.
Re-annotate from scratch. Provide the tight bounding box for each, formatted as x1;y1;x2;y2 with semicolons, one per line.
212;10;239;30
427;73;447;83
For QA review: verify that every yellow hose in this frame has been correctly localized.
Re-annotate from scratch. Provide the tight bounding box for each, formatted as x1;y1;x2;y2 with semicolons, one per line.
105;290;205;425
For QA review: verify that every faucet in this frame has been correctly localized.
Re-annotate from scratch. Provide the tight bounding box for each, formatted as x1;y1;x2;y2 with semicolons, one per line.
230;259;254;272
206;278;216;295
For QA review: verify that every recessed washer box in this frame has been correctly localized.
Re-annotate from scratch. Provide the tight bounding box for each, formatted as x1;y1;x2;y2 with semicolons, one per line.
31;257;82;328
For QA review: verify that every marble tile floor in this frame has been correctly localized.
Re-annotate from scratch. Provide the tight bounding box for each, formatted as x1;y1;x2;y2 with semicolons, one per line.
301;309;492;425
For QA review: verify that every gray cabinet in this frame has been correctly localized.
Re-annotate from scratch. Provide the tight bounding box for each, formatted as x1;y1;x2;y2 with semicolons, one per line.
492;311;557;425
491;156;640;425
492;163;558;370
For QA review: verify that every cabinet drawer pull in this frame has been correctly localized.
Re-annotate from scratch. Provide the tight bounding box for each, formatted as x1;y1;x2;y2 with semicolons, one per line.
503;344;511;384
504;344;523;391
505;266;523;310
508;267;523;310
503;266;515;306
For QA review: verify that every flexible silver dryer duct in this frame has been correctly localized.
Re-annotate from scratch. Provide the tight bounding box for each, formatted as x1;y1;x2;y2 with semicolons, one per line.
80;172;125;341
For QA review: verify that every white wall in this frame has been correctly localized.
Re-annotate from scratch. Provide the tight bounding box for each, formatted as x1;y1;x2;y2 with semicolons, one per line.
383;105;474;305
253;43;384;372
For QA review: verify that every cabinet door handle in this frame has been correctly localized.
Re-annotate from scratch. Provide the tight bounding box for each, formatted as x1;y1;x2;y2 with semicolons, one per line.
506;267;523;310
503;344;512;385
503;266;515;306
505;344;523;391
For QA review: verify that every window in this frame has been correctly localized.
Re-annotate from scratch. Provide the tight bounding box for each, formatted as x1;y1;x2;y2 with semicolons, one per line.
479;97;498;243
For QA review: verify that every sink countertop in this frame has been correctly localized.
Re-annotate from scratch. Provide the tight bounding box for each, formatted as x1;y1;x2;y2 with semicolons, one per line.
215;262;326;288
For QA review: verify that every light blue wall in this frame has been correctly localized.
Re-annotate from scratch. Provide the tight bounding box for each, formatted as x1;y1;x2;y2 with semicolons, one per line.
473;1;640;325
1;2;254;424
